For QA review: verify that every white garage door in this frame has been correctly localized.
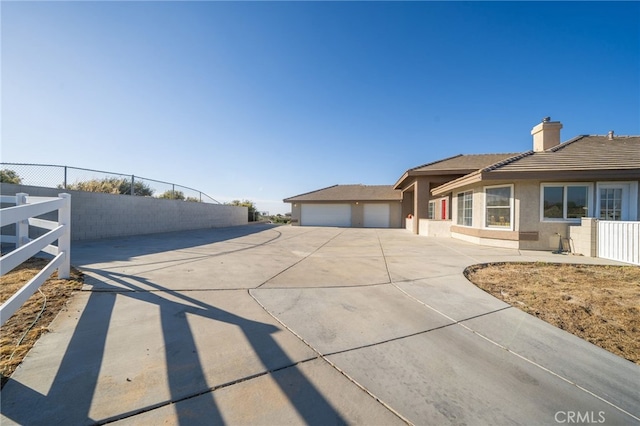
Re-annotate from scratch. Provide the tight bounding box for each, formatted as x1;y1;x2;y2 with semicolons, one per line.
301;204;351;227
364;203;390;228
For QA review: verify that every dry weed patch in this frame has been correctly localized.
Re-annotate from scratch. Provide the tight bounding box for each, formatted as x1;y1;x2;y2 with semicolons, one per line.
1;258;83;387
465;262;640;365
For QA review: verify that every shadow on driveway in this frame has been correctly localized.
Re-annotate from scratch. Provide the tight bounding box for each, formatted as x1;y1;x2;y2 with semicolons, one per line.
1;225;346;425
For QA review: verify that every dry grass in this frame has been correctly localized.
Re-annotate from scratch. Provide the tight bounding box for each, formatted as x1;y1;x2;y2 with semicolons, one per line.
465;262;640;365
1;257;83;387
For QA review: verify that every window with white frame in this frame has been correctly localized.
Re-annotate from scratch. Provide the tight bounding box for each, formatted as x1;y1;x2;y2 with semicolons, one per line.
485;185;512;228
428;201;435;219
599;187;623;220
456;191;473;226
541;184;590;221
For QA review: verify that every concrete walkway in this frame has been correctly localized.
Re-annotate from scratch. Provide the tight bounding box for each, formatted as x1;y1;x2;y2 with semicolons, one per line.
1;225;638;425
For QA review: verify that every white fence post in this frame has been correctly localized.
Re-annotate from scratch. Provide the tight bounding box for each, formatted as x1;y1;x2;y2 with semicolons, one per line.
57;193;71;279
16;193;29;247
1;194;72;325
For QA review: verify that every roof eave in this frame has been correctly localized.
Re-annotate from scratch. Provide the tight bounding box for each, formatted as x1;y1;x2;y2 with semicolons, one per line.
393;172;410;190
431;172;484;196
431;168;640;197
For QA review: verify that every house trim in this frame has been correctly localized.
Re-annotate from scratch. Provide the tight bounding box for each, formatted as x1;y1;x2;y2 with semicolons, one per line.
451;225;520;241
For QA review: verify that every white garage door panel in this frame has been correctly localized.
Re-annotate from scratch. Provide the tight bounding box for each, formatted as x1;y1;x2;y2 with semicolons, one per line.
364;204;390;228
302;204;351;227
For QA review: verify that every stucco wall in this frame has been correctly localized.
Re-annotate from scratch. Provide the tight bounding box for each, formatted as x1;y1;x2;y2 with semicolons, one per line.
568;218;597;257
418;219;451;237
450;180;575;251
389;202;403;228
352;203;365;227
1;184;247;241
289;203;302;225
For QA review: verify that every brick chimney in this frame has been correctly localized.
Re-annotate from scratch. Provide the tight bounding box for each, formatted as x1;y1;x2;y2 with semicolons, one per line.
531;117;563;152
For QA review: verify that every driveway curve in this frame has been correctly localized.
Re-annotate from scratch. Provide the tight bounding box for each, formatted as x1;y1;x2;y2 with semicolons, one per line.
1;225;638;425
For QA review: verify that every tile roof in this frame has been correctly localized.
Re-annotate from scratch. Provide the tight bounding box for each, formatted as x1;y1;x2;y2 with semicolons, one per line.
409;153;522;173
487;135;640;173
284;184;401;202
432;135;640;195
394;152;520;189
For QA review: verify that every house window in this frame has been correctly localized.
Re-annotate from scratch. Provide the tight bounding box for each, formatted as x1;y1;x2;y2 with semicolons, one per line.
599;188;622;220
596;182;638;221
428;201;435;219
456;191;473;226
542;184;590;221
485;185;512;228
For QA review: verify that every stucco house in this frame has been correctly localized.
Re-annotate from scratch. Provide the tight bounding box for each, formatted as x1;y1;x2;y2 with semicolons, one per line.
284;118;639;252
284;184;402;228
393;152;520;236
428;119;639;250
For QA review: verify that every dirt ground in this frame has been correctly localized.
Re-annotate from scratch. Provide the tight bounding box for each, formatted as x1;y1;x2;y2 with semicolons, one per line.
465;262;640;365
1;259;638;389
1;258;83;387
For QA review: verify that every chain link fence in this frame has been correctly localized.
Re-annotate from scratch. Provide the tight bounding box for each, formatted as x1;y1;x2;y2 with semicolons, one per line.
0;163;220;204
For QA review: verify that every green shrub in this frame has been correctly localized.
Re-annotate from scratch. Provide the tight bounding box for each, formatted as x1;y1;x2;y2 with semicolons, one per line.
0;169;22;184
63;177;154;196
159;190;185;200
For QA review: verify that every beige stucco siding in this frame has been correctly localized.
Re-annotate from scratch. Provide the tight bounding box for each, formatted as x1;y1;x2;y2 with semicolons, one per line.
290;203;302;225
381;202;402;228
449;180;581;250
516;180;569;250
448;179;640;250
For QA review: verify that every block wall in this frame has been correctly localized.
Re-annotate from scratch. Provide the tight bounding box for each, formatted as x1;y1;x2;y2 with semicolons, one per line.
1;184;247;241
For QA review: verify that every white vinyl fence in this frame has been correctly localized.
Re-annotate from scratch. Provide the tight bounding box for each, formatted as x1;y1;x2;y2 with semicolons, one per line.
0;193;71;325
597;220;640;266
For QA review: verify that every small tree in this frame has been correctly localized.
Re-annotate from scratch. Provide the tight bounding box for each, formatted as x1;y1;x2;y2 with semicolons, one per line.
185;196;201;202
0;169;22;184
226;199;258;221
119;179;154;196
159;190;185;200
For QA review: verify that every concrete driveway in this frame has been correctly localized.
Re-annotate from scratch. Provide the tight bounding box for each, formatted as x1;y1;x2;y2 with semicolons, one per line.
1;225;638;425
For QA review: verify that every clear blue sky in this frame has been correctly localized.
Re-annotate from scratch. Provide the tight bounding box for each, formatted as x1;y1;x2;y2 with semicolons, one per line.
2;1;639;214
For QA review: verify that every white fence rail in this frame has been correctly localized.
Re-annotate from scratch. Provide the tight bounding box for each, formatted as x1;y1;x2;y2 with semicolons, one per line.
597;220;640;266
0;193;71;326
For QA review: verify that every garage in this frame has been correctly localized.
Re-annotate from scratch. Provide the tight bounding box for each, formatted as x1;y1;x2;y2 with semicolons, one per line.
363;203;390;228
285;184;402;228
301;204;351;227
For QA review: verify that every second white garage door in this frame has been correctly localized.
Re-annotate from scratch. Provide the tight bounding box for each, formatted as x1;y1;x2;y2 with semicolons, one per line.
364;203;390;228
301;204;351;227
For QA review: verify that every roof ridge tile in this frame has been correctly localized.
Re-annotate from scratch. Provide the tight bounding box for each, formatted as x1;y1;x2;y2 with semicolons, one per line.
483;150;535;171
284;184;339;200
408;154;463;172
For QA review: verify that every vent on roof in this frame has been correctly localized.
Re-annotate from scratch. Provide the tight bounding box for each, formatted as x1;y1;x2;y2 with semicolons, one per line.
608;130;614;140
